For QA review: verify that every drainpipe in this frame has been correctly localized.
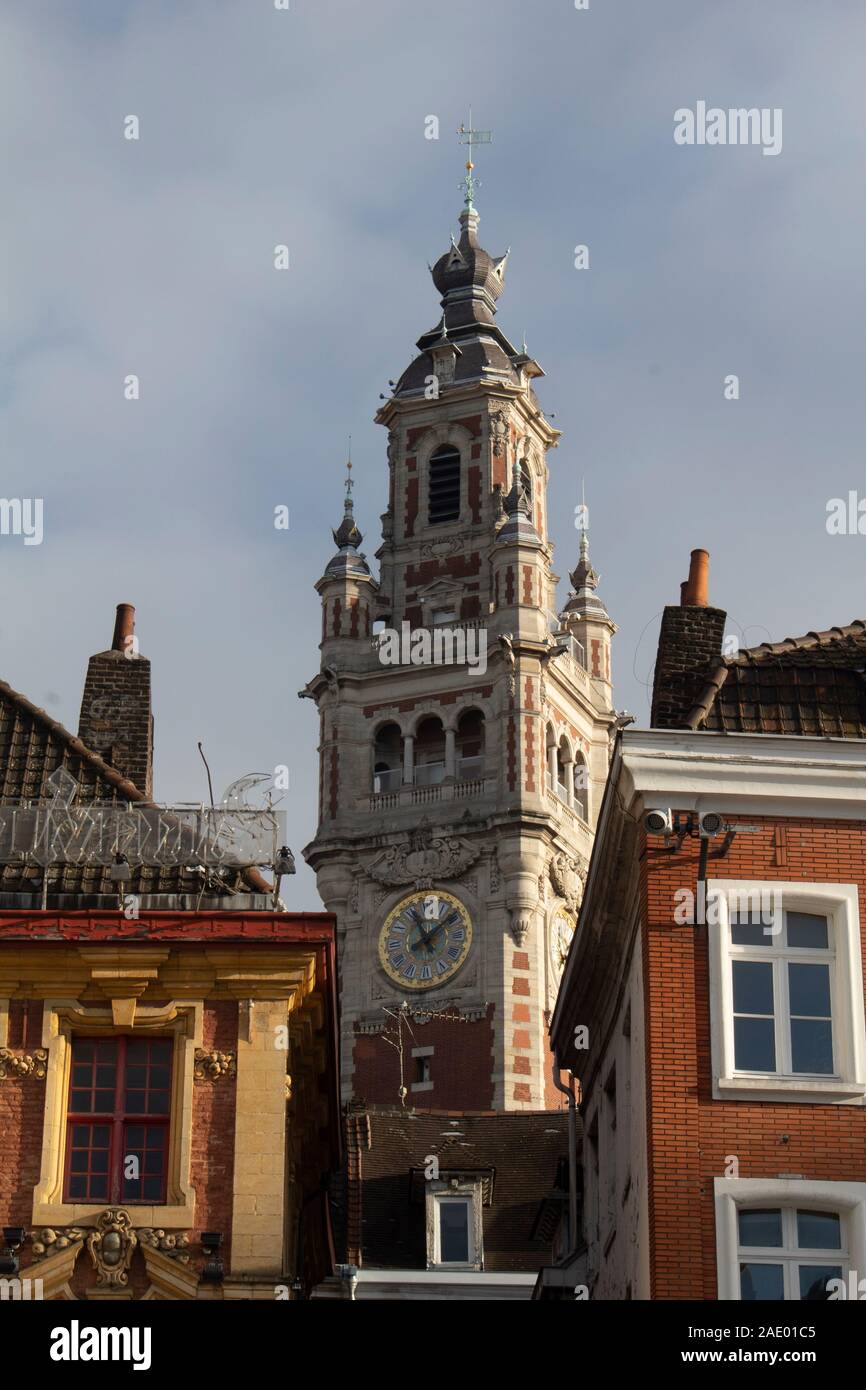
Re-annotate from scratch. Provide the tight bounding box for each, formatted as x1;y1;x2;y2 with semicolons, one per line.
552;1064;578;1254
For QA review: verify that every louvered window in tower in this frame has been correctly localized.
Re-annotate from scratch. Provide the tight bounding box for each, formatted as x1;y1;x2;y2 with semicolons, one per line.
428;447;461;524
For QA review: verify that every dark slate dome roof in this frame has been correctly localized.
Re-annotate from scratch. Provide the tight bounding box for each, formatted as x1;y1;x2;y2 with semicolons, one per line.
392;206;522;399
430;212;508;306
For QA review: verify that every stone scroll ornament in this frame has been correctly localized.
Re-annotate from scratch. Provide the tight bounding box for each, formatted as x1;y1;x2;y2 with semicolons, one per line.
367;820;481;889
86;1208;138;1288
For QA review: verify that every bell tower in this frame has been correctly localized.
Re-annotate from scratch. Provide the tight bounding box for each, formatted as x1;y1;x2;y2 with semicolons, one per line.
302;158;619;1111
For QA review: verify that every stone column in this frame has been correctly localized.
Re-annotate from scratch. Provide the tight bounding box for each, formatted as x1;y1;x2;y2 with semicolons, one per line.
230;999;290;1277
565;758;575;808
445;728;457;780
402;734;414;786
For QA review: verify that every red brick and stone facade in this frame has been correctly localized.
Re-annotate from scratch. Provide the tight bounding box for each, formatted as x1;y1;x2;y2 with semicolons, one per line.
547;552;866;1301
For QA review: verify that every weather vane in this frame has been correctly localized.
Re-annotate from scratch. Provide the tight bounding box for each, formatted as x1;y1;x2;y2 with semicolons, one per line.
457;108;492;211
345;438;353;502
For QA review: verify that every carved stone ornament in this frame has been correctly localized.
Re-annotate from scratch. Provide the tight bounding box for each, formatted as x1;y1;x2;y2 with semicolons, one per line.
489;408;508;458
86;1208;138;1288
138;1228;191;1263
194;1048;236;1081
367;821;481;889
487;850;501;894
510;912;532;948
30;1227;86;1260
549;851;589;913
420;537;462;560
0;1047;48;1079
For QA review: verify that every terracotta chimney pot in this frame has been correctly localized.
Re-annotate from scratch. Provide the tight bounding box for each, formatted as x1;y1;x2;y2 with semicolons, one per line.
111;603;136;653
682;550;709;608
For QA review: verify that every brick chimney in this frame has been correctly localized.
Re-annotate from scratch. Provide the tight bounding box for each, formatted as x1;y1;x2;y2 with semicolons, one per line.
78;604;154;796
650;551;726;728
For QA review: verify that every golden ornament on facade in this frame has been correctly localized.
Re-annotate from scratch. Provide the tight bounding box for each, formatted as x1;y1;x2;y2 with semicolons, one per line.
193;1048;237;1080
0;1047;48;1079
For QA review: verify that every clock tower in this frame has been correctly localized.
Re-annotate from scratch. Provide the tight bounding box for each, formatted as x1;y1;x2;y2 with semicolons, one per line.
301;173;619;1112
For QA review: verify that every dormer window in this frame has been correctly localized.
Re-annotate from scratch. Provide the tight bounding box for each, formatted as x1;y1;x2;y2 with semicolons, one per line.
425;1176;485;1270
428;446;461;524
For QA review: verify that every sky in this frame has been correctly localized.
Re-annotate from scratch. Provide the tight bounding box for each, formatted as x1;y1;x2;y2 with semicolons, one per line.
1;1;864;905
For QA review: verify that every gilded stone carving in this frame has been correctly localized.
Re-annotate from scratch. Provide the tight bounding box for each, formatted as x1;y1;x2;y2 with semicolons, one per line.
193;1048;236;1080
0;1047;48;1079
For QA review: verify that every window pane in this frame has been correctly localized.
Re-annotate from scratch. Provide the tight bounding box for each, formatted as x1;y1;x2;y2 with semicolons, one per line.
787;913;829;950
95;1064;116;1088
790;1019;833;1074
734;1017;776;1072
733;961;774;1015
788;963;831;1018
731;916;771;946
740;1263;784;1300
122;1123;167;1203
797;1211;841;1250
738;1209;783;1247
65;1120;112;1202
439;1202;470;1262
799;1265;842;1300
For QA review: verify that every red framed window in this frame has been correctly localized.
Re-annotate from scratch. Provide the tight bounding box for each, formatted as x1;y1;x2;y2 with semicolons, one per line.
64;1037;172;1204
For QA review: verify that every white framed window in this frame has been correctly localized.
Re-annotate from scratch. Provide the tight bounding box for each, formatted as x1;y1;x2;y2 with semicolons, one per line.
714;1178;866;1300
708;882;866;1103
425;1179;483;1270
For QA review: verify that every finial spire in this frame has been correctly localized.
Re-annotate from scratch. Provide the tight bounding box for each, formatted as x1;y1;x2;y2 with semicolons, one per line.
343;440;354;514
457;108;492;212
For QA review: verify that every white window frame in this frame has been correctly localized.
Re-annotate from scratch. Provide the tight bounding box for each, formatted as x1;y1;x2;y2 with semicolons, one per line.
714;1177;866;1300
707;881;866;1103
425;1180;483;1271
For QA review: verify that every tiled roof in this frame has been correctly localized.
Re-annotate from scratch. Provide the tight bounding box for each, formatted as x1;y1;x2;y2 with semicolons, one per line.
335;1106;570;1272
0;678;263;901
686;621;866;736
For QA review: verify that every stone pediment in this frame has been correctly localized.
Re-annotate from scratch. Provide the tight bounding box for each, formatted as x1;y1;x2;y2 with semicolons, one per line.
367;822;481;888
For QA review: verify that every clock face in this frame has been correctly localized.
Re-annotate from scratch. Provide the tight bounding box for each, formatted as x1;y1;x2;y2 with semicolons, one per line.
550;909;576;980
379;890;473;991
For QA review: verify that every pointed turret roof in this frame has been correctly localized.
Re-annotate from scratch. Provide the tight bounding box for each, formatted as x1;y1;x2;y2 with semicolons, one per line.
562;526;612;623
323;460;371;580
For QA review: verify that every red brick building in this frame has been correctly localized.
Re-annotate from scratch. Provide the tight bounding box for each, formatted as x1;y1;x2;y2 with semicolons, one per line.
0;910;340;1299
0;607;341;1300
547;552;866;1301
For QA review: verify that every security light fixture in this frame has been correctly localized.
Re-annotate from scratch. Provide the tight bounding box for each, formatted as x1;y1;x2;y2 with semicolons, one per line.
698;812;725;837
200;1231;224;1284
0;1228;25;1276
644;809;673;835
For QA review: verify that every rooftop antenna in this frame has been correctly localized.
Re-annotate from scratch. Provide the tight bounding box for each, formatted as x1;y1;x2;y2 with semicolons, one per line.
197;741;215;809
457;108;492;212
